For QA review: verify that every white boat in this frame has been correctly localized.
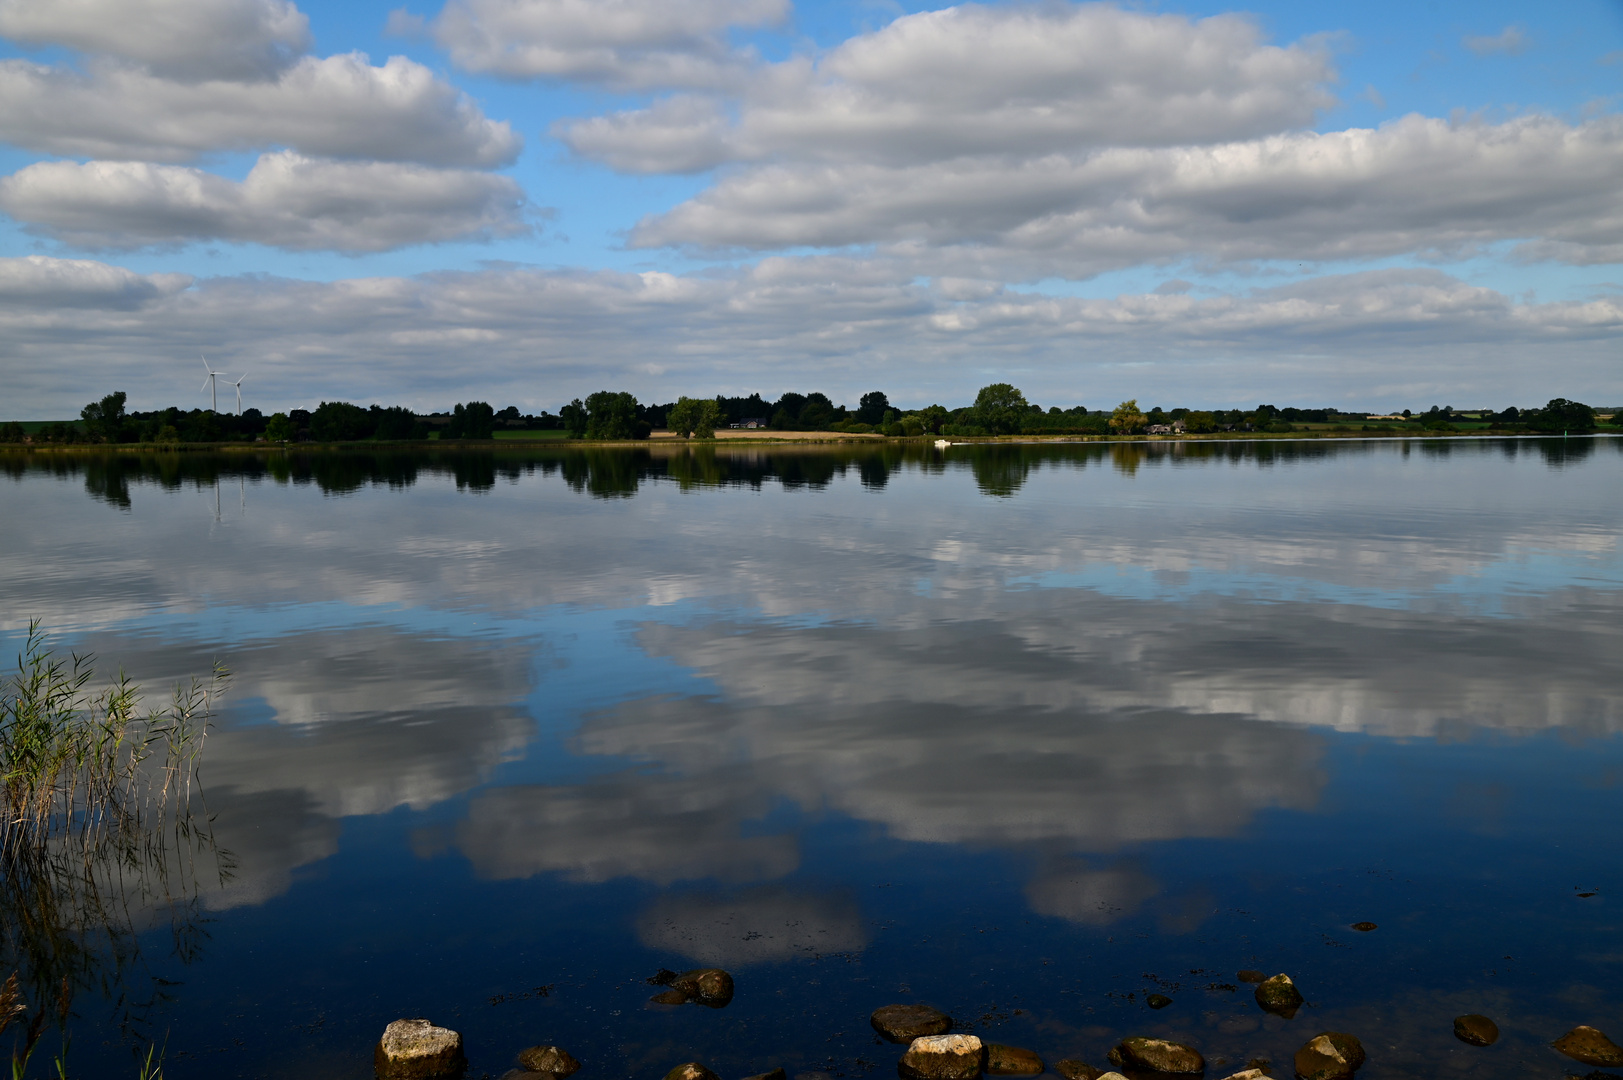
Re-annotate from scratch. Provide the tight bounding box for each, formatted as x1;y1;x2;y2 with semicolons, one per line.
934;439;952;448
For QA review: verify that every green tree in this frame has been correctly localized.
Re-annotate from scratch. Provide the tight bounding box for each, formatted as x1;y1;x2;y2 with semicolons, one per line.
79;391;128;443
667;396;722;439
445;401;495;439
973;383;1029;435
264;412;294;442
1109;399;1147;434
1527;398;1596;433
1183;410;1217;434
560;399;588;437
0;422;24;443
582;391;639;439
310;401;373;441
856;391;891;425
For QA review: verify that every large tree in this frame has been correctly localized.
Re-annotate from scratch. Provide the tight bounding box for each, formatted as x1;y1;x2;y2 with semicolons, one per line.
1109;399;1147;434
973;383;1029;435
856;391;891;425
1527;398;1596;433
667;396;722;439
80;391;128;443
584;391;640;439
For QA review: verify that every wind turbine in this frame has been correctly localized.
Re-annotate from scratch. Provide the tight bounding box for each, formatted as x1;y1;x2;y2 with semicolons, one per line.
201;355;230;413
231;371;248;415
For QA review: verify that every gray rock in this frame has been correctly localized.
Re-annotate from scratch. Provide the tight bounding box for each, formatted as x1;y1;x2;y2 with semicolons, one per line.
666;1064;722;1080
985;1044;1043;1076
374;1018;466;1080
518;1046;581;1077
899;1034;985;1080
1452;1015;1498;1047
872;1004;954;1043
1052;1060;1101;1080
1215;1071;1267;1080
1107;1037;1204;1074
1254;974;1304;1018
1553;1026;1623;1067
1293;1032;1364;1080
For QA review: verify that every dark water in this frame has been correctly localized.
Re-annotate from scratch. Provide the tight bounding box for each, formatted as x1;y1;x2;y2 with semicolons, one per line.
2;438;1622;1080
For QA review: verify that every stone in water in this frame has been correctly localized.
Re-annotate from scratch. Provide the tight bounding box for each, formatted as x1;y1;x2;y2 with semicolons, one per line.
375;1018;466;1080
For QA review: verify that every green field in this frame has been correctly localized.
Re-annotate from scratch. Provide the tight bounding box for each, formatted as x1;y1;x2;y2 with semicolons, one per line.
492;429;571;441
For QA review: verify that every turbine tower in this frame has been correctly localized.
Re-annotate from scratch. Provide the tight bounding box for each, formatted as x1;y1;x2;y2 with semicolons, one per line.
201;355;230;413
231;371;248;415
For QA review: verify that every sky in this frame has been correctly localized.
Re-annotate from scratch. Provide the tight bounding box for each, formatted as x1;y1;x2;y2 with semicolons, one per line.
0;0;1620;418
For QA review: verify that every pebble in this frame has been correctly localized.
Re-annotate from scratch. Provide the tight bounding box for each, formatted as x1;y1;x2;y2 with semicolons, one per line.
1452;1015;1498;1047
374;1018;466;1080
984;1044;1043;1076
1350;922;1377;932
899;1034;985;1080
1293;1032;1365;1080
1254;973;1304;1018
1052;1060;1101;1080
665;1064;722;1080
1553;1026;1623;1068
872;1004;954;1043
1146;994;1172;1010
1107;1037;1205;1074
517;1046;580;1077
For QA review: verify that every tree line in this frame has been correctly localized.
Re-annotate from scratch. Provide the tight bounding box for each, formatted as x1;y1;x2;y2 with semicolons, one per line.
2;387;1614;446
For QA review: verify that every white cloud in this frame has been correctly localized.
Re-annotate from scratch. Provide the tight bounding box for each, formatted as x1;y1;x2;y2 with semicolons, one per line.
432;0;788;89
559;3;1333;171
0;152;531;252
0;255;1618;415
1463;25;1530;57
0;53;520;165
0;0;310;81
0;253;192;307
628;115;1623;274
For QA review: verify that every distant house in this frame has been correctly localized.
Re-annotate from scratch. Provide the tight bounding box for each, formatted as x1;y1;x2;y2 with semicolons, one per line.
730;417;768;429
1147;424;1174;434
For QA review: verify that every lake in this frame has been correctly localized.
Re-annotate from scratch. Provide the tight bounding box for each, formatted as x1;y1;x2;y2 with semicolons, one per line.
2;437;1622;1080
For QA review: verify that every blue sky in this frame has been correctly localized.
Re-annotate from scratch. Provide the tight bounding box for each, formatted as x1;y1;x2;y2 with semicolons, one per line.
0;0;1619;416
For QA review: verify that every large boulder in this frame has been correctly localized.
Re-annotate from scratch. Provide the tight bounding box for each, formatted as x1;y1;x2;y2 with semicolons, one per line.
1553;1026;1623;1067
1216;1071;1267;1080
1107;1037;1204;1074
899;1034;985;1080
985;1044;1043;1075
1452;1015;1498;1047
1052;1060;1101;1080
665;1064;722;1080
672;969;736;1008
375;1018;466;1080
1293;1033;1364;1080
873;1004;954;1043
518;1046;580;1077
1254;974;1303;1019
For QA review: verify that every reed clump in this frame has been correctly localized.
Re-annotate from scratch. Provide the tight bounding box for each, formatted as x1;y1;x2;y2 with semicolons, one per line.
1;620;223;863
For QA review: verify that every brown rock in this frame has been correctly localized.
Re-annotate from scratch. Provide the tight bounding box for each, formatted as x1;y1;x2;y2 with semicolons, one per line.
1350;923;1377;933
650;989;689;1005
899;1034;985;1080
666;1064;722;1080
672;968;735;1008
741;1070;787;1080
1107;1037;1205;1074
1146;994;1173;1010
1553;1026;1623;1068
375;1018;466;1080
518;1047;581;1077
1217;1072;1268;1080
985;1044;1043;1076
1452;1015;1498;1047
1052;1060;1102;1080
1254;974;1304;1019
1292;1033;1364;1080
1236;971;1268;984
872;1004;954;1043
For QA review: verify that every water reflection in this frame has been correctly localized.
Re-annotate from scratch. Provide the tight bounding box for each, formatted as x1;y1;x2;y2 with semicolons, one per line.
635;886;868;966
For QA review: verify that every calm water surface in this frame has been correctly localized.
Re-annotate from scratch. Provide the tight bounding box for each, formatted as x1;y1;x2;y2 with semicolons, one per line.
2;439;1622;1080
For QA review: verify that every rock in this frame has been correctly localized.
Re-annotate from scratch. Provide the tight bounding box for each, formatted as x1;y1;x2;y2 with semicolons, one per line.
1236;971;1268;984
666;1064;722;1080
899;1034;985;1080
1096;1075;1127;1080
1452;1015;1498;1047
1292;1033;1364;1080
741;1070;787;1080
1350;923;1377;932
518;1047;581;1077
374;1018;466;1080
1146;994;1173;1010
985;1045;1043;1075
672;968;735;1008
1107;1037;1205;1074
872;1004;954;1043
1254;974;1304;1018
1052;1060;1102;1080
1217;1072;1268;1080
1553;1026;1623;1067
651;989;690;1005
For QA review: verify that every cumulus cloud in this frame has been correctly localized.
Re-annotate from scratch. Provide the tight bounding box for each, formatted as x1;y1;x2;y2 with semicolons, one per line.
558;4;1332;171
432;0;787;89
0;153;531;252
1463;25;1530;57
630;114;1623;272
0;53;520;165
0;0;310;80
0;253;192;307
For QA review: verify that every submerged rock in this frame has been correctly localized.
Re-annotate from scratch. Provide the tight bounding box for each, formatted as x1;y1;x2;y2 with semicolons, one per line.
517;1046;580;1077
1107;1037;1204;1074
1452;1015;1499;1047
1553;1026;1623;1067
650;989;690;1006
1350;923;1377;933
1236;971;1268;984
1052;1060;1102;1080
666;1064;722;1080
1254;974;1304;1018
1292;1032;1364;1080
985;1044;1043;1075
1216;1071;1268;1080
375;1018;466;1080
676;969;736;1008
899;1034;985;1080
741;1069;787;1080
872;1004;954;1043
1146;994;1173;1010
